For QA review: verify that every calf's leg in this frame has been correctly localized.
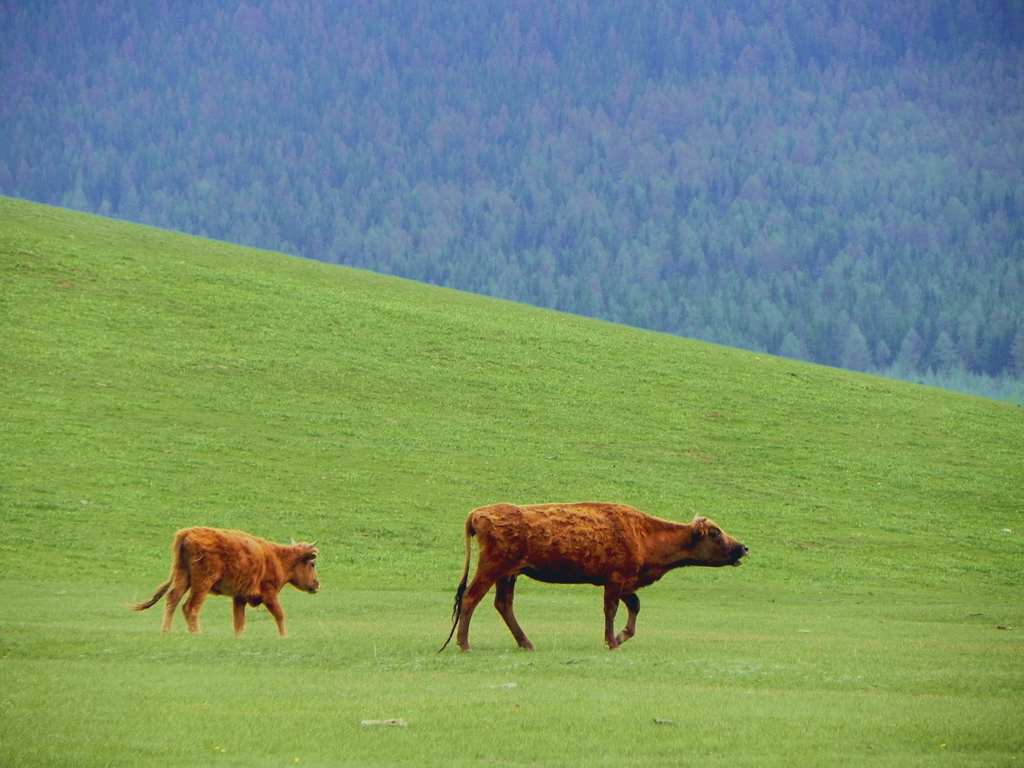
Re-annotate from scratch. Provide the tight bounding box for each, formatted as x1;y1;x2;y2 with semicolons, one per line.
162;585;187;633
614;593;640;646
264;595;287;637
183;587;209;634
494;576;534;651
233;597;247;637
161;570;190;633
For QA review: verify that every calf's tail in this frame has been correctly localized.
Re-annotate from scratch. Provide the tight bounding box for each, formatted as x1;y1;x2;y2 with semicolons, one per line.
131;529;189;611
438;516;475;652
131;579;171;611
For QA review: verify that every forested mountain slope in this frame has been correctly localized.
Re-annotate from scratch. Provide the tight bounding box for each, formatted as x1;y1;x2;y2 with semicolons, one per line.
2;1;1022;397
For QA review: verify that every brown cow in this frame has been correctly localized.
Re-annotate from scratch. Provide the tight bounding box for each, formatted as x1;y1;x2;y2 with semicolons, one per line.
131;527;319;636
439;502;747;651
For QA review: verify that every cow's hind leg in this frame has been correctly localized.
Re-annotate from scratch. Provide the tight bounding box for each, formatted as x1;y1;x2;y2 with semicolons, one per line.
456;570;499;652
161;571;190;633
182;578;213;634
494;576;534;651
614;593;640;646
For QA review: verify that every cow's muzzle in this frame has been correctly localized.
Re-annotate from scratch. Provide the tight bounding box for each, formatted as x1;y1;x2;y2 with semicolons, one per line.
730;544;749;566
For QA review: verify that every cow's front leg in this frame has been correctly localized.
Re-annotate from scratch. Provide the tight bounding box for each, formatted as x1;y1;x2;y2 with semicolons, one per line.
614;593;640;645
233;597;247;637
603;583;623;649
264;594;287;637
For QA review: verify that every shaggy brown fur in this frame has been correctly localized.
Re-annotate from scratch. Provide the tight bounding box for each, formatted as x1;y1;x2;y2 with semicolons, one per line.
132;527;319;637
440;502;747;651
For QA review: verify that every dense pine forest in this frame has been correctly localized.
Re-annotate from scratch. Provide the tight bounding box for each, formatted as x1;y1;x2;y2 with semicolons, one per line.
3;1;1023;399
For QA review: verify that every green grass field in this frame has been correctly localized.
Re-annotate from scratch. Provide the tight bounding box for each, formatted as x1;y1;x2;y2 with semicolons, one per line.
2;196;1022;766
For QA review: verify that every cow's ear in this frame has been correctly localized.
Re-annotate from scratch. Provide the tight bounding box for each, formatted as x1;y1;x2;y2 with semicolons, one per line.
690;517;709;540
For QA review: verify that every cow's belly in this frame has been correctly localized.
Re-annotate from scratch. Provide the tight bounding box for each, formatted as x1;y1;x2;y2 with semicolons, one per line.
516;536;623;586
211;581;263;606
211;578;249;597
519;565;605;586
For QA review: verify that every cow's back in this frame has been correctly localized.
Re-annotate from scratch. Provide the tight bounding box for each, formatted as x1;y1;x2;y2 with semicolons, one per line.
470;503;647;584
180;527;276;597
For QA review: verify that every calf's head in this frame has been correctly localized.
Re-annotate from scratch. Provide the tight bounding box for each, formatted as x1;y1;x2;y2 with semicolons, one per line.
289;544;320;593
688;516;748;567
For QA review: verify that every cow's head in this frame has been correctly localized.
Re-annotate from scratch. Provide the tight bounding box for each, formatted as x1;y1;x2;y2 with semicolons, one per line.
687;516;748;567
290;544;320;593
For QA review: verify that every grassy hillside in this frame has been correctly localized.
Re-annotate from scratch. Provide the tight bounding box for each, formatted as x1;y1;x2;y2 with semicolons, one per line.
2;195;1022;766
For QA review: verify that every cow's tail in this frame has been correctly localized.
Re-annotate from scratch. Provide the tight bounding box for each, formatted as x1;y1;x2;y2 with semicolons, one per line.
131;530;189;611
438;515;475;652
131;579;171;611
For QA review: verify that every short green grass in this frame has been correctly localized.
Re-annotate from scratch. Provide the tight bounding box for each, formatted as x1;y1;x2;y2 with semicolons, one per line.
2;196;1023;766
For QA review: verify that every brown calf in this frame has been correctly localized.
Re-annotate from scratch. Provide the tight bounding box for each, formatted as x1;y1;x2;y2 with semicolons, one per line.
132;527;319;636
440;502;747;651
